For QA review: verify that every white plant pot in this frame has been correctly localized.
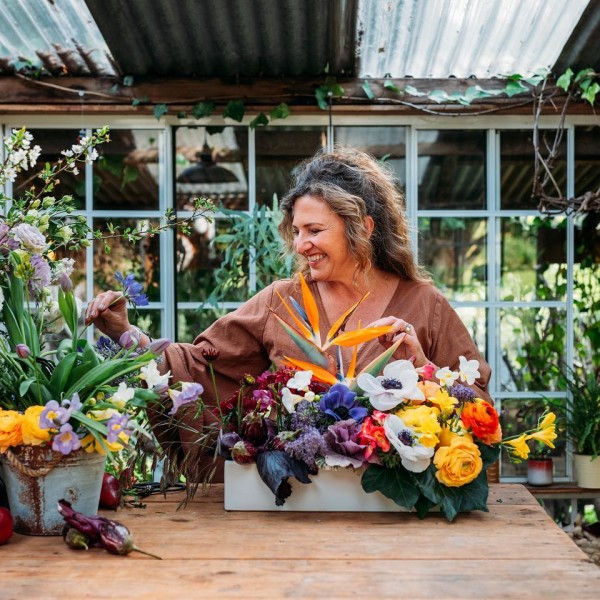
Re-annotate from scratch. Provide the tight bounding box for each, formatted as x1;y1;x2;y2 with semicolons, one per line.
573;454;600;489
527;459;553;486
224;461;409;512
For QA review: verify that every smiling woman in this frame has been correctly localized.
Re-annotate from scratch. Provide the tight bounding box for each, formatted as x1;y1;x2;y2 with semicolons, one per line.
87;146;491;483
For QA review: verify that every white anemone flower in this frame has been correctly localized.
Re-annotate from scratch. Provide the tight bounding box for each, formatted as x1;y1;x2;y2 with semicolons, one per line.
435;366;460;387
357;359;424;411
383;414;434;473
286;370;313;391
458;356;480;385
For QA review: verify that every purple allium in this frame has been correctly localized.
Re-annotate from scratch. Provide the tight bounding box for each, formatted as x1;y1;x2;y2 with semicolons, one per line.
319;383;368;423
290;399;319;430
115;272;149;307
448;383;476;403
40;400;70;429
52;423;82;455
106;413;131;444
323;419;369;467
168;382;203;415
28;254;51;296
284;427;327;471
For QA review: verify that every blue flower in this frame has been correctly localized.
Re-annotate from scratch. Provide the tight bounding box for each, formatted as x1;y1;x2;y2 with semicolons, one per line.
319;383;368;423
115;272;149;307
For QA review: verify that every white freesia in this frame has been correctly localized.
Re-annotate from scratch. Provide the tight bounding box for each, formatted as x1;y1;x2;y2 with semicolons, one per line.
286;370;313;391
435;366;460;387
140;359;171;388
110;382;135;409
281;387;304;414
383;414;434;473
458;356;480;385
357;359;424;411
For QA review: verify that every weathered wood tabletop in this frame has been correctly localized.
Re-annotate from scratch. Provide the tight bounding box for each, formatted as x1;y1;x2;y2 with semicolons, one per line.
2;484;599;599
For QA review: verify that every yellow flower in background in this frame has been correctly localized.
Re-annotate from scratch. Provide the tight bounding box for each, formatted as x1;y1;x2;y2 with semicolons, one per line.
504;434;531;460
21;405;51;446
434;437;482;487
538;412;556;430
397;404;441;448
527;426;557;449
0;410;24;452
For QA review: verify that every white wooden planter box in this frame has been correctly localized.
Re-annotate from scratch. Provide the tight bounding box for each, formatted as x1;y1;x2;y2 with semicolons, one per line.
224;461;408;512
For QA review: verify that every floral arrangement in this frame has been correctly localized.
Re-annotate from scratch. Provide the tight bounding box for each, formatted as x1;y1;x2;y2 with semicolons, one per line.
0;127;205;461
219;275;557;521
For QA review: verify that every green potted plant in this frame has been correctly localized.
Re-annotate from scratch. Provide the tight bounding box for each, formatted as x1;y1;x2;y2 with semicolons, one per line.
565;373;600;488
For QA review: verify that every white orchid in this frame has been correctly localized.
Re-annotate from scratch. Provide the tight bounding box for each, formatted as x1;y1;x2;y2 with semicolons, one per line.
357;359;424;411
383;414;434;473
458;356;480;385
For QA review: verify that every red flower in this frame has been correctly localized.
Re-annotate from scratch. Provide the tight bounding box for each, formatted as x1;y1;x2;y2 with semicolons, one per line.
358;416;391;459
461;399;500;439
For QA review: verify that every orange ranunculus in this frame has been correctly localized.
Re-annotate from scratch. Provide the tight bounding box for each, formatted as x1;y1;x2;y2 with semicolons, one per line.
461;399;500;441
21;405;51;446
358;416;390;459
434;437;483;487
417;380;441;400
0;410;24;453
479;423;502;445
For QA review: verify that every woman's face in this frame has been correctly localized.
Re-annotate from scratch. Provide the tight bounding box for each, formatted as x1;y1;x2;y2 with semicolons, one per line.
291;195;356;284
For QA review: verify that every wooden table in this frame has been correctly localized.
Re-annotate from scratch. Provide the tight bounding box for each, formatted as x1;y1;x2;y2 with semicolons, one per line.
2;484;599;599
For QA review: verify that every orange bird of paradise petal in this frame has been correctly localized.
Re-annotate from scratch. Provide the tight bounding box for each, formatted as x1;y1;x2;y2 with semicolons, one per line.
325;292;369;346
298;273;320;340
324;325;395;349
283;356;339;385
275;290;314;341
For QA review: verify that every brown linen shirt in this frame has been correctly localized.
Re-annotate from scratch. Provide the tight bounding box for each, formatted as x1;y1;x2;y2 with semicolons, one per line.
154;277;491;475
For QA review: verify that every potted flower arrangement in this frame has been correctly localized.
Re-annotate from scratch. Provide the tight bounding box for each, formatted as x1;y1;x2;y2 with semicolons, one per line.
218;275;558;521
0;128;207;534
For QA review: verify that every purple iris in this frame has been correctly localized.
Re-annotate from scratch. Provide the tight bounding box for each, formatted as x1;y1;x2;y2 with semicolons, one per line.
52;423;82;455
115;272;149;307
319;383;368;423
106;413;132;444
40;400;70;429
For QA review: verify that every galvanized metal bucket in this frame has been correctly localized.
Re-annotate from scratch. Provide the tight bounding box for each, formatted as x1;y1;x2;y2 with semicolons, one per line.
0;445;106;535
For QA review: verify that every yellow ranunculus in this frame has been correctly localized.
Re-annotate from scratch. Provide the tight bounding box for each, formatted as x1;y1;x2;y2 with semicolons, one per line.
81;432;129;455
0;410;24;453
434;437;483;487
438;423;473;447
397;404;441;448
504;434;530;460
21;405;51;446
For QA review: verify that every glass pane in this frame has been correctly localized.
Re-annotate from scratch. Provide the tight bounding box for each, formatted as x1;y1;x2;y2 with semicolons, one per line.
94;129;160;210
418;217;487;301
500;216;567;301
175;126;248;211
575;126;600;197
500;398;567;478
453;307;487;359
12;129;85;209
334;126;407;189
177;308;233;343
255;126;327;207
500;129;566;210
499;307;566;392
93;218;161;302
176;217;247;303
417;130;486;209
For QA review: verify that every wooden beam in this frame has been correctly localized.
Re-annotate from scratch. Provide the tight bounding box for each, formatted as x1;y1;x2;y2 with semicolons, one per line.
0;75;595;116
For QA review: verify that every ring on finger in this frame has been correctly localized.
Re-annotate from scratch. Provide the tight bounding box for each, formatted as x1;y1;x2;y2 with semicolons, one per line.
405;323;413;334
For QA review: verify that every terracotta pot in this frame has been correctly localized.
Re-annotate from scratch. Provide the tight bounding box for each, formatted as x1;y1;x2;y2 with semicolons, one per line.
527;458;553;486
573;454;600;489
0;445;106;535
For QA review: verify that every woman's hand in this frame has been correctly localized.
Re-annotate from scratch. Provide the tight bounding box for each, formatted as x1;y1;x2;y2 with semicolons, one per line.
84;291;130;342
367;316;428;367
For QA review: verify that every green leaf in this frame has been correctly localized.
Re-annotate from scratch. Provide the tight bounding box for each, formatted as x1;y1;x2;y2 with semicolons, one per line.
383;80;401;93
19;378;36;397
249;113;269;129
362;80;375;99
414;494;437;519
58;288;78;342
269;103;290;120
49;353;78;397
153;104;169;120
191;101;215;119
361;464;421;510
479;441;501;469
315;85;329;110
503;80;529;97
223;100;245;122
574;68;595;83
582;82;600;105
404;85;426;97
428;89;450;103
122;75;134;87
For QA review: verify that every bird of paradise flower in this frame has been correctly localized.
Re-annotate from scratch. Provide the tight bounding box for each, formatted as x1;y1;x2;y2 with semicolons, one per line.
271;274;403;387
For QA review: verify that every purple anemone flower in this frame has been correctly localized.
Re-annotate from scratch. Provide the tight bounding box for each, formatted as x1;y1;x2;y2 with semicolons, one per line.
40;400;70;429
115;272;149;307
52;423;82;455
319;383;368;423
323;419;369;467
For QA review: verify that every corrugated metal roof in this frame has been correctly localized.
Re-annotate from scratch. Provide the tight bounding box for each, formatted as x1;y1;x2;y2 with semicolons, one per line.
84;0;358;77
0;0;115;75
356;0;591;78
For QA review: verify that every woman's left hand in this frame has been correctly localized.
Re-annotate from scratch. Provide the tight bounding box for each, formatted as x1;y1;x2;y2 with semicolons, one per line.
367;316;428;367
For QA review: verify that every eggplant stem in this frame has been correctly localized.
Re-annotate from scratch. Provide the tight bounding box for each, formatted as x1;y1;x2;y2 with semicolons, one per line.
132;545;162;560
